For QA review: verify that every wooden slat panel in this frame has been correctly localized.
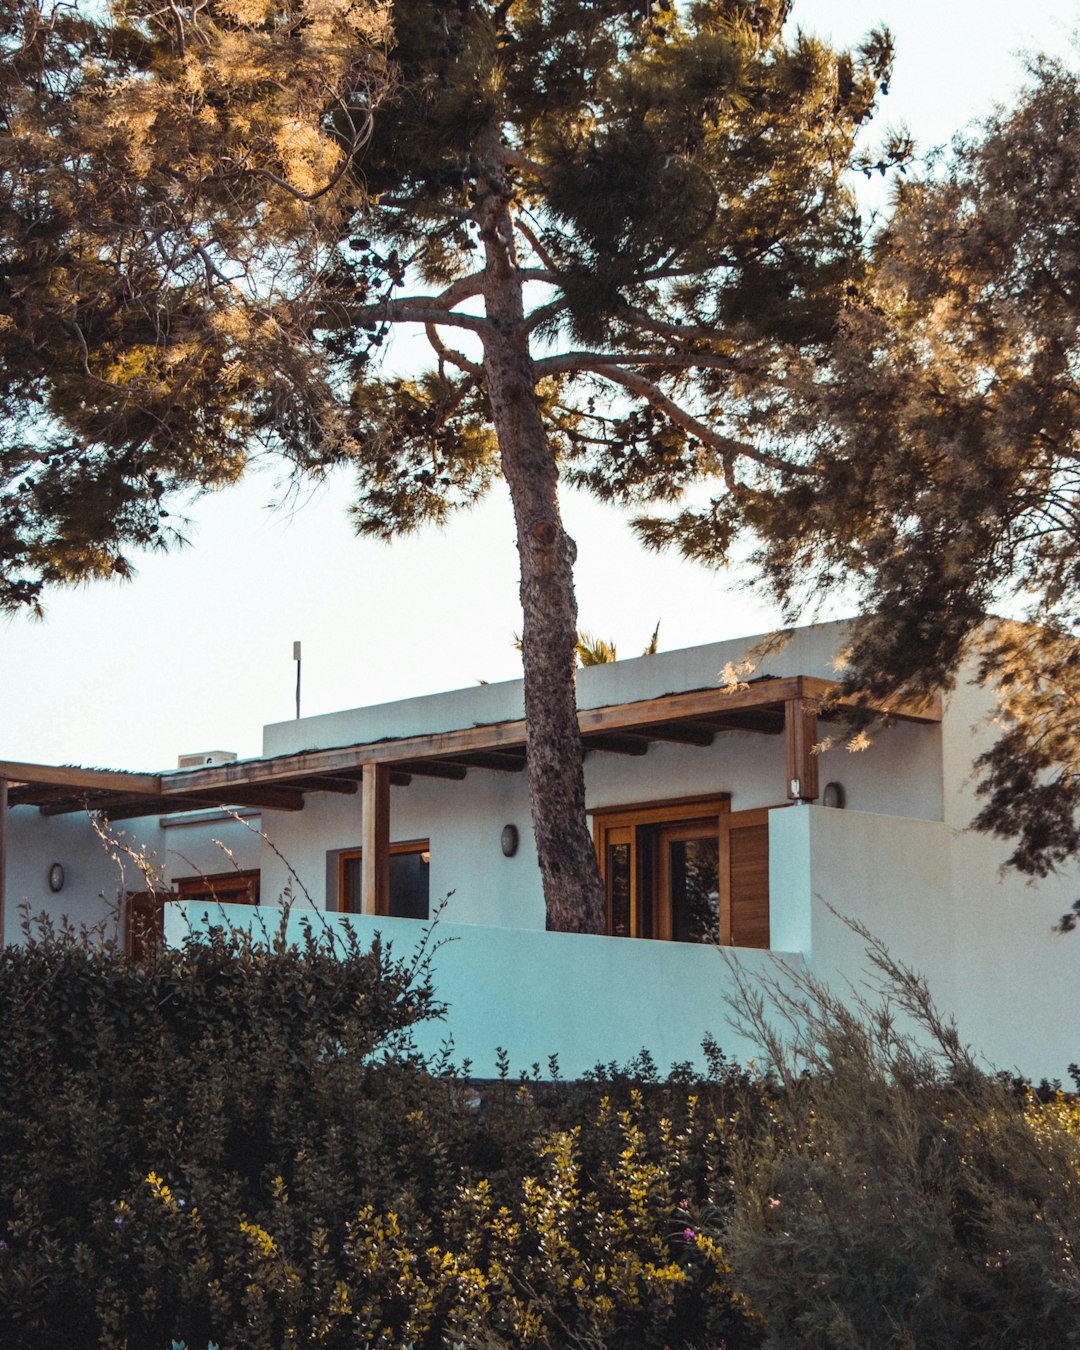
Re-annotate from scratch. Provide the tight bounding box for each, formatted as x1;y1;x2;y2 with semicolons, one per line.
728;821;770;949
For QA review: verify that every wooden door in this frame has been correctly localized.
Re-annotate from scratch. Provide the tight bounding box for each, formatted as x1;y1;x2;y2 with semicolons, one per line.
655;819;721;943
125;890;172;959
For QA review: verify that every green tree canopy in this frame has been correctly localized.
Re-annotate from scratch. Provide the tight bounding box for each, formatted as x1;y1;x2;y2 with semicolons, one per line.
643;54;1080;905
1;0;900;930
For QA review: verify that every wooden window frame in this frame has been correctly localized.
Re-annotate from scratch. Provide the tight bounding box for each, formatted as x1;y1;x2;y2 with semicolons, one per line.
174;870;260;906
338;839;431;916
591;796;785;947
591;795;731;942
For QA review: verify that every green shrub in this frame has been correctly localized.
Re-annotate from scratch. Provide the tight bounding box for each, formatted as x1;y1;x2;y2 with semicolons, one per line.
0;915;759;1349
718;926;1080;1349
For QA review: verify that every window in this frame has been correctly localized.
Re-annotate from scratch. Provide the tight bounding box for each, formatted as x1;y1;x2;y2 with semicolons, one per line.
124;870;259;959
338;841;430;919
590;797;774;948
175;870;260;906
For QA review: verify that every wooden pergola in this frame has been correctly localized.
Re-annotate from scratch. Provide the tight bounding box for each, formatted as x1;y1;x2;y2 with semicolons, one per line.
0;675;940;920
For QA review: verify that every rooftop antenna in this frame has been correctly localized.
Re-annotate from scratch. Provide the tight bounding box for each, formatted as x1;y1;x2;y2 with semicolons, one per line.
293;640;302;719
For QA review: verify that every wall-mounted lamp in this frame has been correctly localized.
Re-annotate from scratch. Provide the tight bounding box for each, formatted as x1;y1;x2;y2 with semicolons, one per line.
47;863;65;893
500;824;519;858
822;782;846;809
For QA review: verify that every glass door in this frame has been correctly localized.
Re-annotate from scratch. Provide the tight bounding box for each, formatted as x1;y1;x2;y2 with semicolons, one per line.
655;820;721;943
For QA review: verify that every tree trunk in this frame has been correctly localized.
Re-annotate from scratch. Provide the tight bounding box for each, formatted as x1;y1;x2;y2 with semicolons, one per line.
477;146;606;934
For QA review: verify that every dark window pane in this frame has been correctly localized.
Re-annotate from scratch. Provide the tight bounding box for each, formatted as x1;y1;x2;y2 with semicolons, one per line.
389;851;429;919
669;837;719;943
341;855;361;913
608;842;632;937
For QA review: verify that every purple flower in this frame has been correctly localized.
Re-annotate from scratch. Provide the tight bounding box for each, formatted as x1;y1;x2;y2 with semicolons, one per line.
683;1227;696;1243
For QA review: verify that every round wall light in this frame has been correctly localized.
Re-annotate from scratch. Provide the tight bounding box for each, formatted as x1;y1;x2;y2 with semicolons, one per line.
500;824;520;858
47;862;65;893
822;782;846;809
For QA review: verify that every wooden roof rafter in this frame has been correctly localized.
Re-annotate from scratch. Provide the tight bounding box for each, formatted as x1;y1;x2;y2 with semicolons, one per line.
2;676;942;818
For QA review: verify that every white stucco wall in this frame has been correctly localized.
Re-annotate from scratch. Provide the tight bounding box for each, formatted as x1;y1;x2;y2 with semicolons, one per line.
3;805;263;945
769;803;1080;1082
254;618;944;922
166;899;805;1077
4;806;132;944
11;621;1077;1083
158;810;262;889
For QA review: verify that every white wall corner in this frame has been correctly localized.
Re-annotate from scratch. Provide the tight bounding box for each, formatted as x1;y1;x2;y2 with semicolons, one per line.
768;804;813;955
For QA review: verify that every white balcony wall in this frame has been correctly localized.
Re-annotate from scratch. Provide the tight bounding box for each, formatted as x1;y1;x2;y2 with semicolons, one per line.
772;804;1080;1082
166;898;806;1077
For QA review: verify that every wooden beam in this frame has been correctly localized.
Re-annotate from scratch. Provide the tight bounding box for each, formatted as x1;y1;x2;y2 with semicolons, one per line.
706;710;785;735
361;763;390;916
42;795;189;820
162;674;938;798
581;732;650;756
576;678;805;737
394;760;469;780
633;721;716;747
800;676;942;724
198;787;305;813
454;750;527;772
390;772;412;787
39;785;306;819
785;694;820;802
168;678;810;793
289;775;360;794
0;760;163;795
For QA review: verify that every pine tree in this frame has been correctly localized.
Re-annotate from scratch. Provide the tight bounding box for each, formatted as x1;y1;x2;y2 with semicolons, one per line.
644;54;1080;903
1;0;899;931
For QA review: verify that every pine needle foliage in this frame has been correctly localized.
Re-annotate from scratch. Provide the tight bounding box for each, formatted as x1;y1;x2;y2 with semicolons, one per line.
1;0;902;931
639;54;1080;888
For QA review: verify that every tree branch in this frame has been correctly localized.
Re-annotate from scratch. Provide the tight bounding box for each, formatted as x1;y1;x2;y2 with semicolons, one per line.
425;323;484;379
535;351;743;377
515;218;560;273
577;363;814;478
614;303;745;348
333;300;492;333
503;148;548;181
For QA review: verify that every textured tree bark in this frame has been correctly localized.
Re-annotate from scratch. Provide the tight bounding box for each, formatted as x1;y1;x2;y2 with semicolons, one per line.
477;142;606;933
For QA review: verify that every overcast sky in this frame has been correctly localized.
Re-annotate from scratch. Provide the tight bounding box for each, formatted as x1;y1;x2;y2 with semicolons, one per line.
2;0;1077;771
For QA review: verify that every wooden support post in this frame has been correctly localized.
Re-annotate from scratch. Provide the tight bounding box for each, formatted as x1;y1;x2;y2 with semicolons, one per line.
785;696;820;802
0;778;6;946
361;763;390;915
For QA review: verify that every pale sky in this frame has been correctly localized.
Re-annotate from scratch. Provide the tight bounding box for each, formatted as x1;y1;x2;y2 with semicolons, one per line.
2;0;1077;772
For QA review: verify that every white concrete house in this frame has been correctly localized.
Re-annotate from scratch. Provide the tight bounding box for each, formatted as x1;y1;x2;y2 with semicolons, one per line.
3;620;1077;1081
